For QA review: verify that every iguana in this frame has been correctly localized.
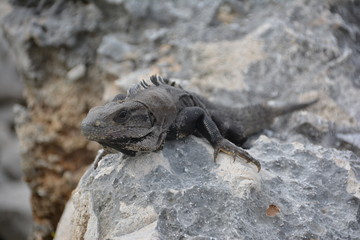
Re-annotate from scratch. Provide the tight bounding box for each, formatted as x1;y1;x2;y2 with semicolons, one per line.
81;75;317;171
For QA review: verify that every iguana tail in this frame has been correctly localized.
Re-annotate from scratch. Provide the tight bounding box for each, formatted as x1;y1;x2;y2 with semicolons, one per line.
269;98;318;117
210;98;318;139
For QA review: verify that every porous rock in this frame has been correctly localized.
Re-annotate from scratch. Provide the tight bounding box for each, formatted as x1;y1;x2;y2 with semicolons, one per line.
58;136;360;239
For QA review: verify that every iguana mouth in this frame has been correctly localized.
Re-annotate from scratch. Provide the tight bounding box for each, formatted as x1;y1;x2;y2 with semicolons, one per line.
99;131;161;154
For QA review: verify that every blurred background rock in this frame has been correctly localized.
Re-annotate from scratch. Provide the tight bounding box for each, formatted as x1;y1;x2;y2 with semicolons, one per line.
0;1;32;240
0;0;359;239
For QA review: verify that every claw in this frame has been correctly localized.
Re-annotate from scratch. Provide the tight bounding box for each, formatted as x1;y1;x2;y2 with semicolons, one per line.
213;139;261;172
214;148;220;162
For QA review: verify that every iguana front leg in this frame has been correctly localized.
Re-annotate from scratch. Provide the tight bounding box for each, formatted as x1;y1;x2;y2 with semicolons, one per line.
172;107;261;172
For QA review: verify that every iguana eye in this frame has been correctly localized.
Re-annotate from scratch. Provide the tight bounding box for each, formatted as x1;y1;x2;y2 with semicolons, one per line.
113;110;129;123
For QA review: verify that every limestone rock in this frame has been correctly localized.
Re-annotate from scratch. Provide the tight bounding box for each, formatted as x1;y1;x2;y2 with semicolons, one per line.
59;136;360;239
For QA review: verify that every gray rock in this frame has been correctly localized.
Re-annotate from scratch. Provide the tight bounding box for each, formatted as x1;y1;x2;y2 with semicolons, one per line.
97;35;136;62
1;137;23;180
123;0;150;19
60;136;360;239
0;181;32;240
0;10;31;238
337;133;360;149
0;105;31;240
0;27;23;103
144;28;168;42
67;64;86;82
6;3;101;48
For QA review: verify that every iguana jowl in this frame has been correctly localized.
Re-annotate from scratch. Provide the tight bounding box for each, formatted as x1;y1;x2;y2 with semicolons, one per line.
81;75;317;171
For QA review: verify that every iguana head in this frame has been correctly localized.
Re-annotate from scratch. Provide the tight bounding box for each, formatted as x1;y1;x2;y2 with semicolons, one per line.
81;82;177;155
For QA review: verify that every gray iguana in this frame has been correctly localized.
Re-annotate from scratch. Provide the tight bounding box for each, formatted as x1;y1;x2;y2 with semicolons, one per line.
81;75;317;171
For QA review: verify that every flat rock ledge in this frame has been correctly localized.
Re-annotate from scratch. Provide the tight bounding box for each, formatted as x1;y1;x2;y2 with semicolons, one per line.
56;136;360;240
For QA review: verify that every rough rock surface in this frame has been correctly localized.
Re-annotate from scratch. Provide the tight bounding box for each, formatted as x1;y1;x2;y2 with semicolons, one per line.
2;0;360;239
60;136;360;239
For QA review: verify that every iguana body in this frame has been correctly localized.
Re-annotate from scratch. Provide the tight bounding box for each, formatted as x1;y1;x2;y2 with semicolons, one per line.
81;75;317;171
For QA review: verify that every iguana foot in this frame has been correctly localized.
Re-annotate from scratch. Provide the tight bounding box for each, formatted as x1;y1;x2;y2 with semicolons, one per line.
214;139;261;172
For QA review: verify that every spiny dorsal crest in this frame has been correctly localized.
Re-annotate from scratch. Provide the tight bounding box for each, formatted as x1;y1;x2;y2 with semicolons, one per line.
127;75;182;96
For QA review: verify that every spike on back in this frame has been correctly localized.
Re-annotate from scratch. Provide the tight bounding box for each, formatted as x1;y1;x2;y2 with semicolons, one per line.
127;75;181;96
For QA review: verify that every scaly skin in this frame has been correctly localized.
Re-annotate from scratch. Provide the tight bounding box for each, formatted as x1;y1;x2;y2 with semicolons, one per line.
81;75;317;171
